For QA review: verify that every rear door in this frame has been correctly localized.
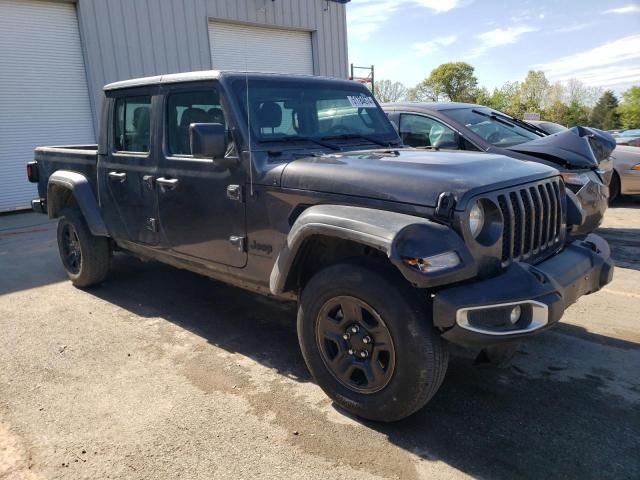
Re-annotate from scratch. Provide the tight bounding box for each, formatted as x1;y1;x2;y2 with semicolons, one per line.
155;82;247;268
99;89;160;245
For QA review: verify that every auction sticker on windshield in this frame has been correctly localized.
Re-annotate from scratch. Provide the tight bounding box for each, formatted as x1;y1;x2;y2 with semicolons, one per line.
347;95;377;108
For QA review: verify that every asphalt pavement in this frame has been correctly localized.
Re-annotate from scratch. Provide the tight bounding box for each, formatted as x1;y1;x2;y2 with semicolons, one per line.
1;200;639;480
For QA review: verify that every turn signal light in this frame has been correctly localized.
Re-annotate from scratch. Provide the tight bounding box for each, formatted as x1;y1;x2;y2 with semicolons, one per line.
403;251;460;273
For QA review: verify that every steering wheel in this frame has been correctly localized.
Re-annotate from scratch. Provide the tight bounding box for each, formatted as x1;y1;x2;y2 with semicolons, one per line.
327;125;353;135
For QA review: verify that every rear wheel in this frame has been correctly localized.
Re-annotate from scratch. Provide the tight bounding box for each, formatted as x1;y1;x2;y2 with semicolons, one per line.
609;171;621;204
57;209;111;287
297;262;448;422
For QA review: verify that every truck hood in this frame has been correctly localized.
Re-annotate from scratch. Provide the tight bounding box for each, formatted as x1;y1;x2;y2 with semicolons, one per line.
505;126;616;169
280;149;557;208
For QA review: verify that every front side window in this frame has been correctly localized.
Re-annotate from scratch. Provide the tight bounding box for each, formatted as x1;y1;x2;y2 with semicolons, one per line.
114;96;152;152
166;89;228;156
399;114;459;148
231;78;398;147
444;107;540;147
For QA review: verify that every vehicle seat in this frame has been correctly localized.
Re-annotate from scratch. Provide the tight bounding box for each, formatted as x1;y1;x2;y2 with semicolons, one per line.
178;107;213;154
255;102;282;135
208;107;225;125
132;106;150;151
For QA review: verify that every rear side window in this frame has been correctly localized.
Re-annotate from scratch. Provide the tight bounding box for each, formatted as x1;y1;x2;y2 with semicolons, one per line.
114;96;152;152
167;90;226;156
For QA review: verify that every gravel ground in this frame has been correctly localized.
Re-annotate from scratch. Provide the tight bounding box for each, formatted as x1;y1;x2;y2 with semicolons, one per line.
1;199;639;480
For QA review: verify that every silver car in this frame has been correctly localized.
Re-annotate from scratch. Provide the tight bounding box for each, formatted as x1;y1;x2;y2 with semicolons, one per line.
610;145;640;201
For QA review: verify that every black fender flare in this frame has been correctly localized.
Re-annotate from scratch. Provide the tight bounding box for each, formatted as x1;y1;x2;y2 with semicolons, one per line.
269;205;476;295
47;170;109;237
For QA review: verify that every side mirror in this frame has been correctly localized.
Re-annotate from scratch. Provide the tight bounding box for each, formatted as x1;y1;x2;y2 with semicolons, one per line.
190;123;229;163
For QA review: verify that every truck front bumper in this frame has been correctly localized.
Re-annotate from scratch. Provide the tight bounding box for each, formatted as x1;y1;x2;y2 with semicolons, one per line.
433;234;614;347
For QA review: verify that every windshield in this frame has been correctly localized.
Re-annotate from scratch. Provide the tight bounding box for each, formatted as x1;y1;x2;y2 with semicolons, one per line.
230;78;399;147
444;107;542;147
535;121;567;134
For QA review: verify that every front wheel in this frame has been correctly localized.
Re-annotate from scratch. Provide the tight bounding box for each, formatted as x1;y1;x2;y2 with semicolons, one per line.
297;262;448;422
608;171;621;204
57;208;111;287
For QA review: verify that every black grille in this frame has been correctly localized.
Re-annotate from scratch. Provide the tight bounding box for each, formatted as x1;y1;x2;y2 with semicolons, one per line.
497;179;564;265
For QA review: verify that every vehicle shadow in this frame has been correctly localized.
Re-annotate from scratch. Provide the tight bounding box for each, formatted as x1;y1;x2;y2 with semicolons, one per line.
0;214;65;296
87;254;640;480
596;226;640;271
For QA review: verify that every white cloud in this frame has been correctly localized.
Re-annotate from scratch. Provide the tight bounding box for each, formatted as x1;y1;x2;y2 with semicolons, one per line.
347;0;470;39
413;35;457;55
535;34;640;89
605;4;640;14
555;22;595;33
476;26;537;48
466;25;536;58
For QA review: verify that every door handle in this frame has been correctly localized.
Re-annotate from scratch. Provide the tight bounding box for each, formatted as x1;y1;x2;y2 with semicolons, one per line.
156;177;179;189
108;171;127;183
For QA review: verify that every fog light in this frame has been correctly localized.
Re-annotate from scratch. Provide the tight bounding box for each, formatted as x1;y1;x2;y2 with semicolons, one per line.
509;305;522;325
403;251;460;273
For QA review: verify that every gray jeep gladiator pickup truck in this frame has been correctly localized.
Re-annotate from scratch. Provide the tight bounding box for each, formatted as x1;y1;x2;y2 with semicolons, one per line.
27;71;614;421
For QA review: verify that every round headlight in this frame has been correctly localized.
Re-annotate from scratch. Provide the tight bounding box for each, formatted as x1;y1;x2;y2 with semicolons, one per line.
468;201;485;238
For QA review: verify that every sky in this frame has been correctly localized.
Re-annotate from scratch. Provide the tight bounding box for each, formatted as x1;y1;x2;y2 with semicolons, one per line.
346;0;640;94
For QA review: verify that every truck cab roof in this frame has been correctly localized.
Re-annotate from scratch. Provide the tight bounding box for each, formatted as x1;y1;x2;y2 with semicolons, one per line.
103;70;356;91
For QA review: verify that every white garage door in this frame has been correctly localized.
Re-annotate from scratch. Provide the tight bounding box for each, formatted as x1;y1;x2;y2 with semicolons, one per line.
0;0;94;212
208;21;314;75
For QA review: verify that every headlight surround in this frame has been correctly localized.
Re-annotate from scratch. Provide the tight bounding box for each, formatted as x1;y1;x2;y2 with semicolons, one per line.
468;201;485;238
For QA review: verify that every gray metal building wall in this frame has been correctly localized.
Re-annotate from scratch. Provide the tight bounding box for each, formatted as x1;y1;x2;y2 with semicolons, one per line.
76;0;348;127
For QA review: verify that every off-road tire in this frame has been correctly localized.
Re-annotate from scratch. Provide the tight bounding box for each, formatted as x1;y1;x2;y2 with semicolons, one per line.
608;171;620;204
297;262;448;422
57;208;111;287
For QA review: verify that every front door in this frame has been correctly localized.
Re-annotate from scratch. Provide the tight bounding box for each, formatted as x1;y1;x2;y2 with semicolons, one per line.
156;83;247;268
100;92;159;245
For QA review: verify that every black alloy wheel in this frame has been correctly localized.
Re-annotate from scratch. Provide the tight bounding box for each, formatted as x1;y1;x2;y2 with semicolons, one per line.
316;296;396;394
60;222;82;274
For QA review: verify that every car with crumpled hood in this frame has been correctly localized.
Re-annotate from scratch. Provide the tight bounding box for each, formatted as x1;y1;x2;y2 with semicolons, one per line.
383;102;615;236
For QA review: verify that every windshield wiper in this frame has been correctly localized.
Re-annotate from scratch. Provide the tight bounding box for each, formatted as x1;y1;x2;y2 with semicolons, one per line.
259;136;342;151
471;109;518;128
321;133;399;148
472;109;545;136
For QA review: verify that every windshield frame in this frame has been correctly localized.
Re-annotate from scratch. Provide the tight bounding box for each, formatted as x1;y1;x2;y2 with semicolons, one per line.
225;75;401;151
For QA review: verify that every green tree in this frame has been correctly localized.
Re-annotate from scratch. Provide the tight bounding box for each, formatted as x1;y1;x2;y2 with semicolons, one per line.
374;79;408;103
618;86;640;129
419;62;479;102
565;100;590;127
519;70;550;113
545;100;569;125
406;82;439;102
473;86;492;106
590;90;620;129
489;82;524;117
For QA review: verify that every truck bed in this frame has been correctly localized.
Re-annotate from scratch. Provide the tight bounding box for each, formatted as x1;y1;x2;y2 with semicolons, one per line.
34;145;99;202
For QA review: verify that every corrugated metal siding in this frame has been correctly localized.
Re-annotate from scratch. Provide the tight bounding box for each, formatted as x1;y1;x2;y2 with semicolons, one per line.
77;0;348;128
0;0;95;212
208;21;313;74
